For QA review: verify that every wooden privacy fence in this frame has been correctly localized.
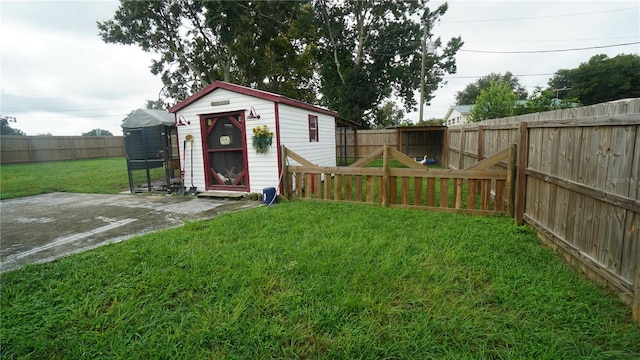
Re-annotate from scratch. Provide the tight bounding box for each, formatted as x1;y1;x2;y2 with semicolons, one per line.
0;136;125;164
281;144;515;215
352;129;398;157
336;128;446;163
447;98;640;323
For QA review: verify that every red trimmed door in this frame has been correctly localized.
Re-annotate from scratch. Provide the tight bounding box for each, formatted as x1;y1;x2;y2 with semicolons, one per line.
200;111;249;191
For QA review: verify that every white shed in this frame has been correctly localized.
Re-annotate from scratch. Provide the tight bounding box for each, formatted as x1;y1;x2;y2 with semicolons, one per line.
169;81;339;195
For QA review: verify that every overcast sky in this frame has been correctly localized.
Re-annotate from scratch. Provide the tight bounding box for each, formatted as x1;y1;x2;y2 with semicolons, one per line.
1;0;638;136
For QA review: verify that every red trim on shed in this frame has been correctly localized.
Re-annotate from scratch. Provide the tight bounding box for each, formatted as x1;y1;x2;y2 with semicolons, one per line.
198;110;250;192
274;102;282;194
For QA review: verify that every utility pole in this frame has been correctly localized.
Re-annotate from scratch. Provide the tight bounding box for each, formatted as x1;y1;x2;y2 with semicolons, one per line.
419;22;435;123
552;87;571;99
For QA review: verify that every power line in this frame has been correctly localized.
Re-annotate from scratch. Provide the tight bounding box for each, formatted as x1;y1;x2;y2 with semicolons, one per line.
5;107;136;114
8;113;130;120
464;35;639;44
443;6;638;24
460;41;640;54
444;73;555;80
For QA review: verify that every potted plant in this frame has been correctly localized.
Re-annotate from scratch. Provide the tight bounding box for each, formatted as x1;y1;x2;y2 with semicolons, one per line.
252;125;273;154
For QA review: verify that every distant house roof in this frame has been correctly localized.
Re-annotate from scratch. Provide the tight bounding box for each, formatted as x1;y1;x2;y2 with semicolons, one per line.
169;81;338;117
444;105;473;120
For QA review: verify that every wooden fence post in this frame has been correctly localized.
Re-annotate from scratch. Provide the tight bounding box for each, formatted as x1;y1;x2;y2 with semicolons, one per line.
634;242;640;325
506;144;517;218
458;128;466;170
443;129;449;168
515;122;528;225
382;144;390;207
280;145;289;200
353;128;358;160
27;137;34;163
454;128;466;208
477;125;484;162
103;137;109;157
72;137;78;160
476;125;485;199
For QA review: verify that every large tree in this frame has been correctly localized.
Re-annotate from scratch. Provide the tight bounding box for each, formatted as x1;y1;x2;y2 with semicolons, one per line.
469;81;518;122
548;53;640;106
82;129;114;137
219;1;318;102
98;0;317;103
1;115;26;136
315;0;462;128
372;101;405;129
455;71;527;105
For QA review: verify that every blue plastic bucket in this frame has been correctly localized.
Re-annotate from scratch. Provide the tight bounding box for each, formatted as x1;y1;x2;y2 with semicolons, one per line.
262;187;278;204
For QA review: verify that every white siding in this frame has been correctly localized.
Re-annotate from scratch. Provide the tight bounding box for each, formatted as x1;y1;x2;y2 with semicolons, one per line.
445;109;471;126
278;103;337;167
174;88;277;193
245;108;280;193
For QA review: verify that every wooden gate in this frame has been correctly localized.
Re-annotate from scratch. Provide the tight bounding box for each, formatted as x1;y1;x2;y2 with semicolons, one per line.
281;144;516;215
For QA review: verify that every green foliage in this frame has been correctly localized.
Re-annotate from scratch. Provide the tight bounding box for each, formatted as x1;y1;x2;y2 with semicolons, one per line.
81;129;113;136
548;53;640;105
414;117;445;126
145;99;166;110
99;1;463;124
1;115;26;136
2;202;638;358
514;87;580;115
315;0;462;128
98;0;318;103
470;81;518;122
216;0;319;103
372;101;405;128
455;71;528;105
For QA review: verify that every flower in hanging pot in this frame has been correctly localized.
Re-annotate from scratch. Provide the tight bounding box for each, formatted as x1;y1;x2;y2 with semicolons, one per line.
252;125;274;154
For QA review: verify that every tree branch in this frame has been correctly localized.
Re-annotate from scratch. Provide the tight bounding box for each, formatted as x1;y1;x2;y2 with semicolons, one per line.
159;5;209;86
354;1;372;67
320;1;345;85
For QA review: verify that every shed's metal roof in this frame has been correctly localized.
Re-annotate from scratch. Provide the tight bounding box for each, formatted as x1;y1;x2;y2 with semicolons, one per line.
121;109;174;129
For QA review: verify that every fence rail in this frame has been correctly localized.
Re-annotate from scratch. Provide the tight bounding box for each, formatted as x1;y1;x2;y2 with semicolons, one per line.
447;98;640;323
282;145;513;215
0;136;125;164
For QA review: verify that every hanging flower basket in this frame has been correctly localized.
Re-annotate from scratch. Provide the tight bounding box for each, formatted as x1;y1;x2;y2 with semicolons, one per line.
252;125;274;154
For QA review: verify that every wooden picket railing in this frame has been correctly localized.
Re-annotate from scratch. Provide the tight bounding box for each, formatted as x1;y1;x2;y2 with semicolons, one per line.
281;144;516;215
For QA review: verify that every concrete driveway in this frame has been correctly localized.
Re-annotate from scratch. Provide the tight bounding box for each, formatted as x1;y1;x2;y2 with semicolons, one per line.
0;192;260;273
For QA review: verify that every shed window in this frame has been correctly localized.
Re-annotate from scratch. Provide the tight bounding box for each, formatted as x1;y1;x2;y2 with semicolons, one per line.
309;115;319;142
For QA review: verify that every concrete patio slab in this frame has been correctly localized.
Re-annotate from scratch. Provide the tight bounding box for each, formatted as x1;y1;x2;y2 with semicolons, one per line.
0;192;260;273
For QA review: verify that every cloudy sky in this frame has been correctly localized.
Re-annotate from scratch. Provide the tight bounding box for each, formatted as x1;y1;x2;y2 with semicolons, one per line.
1;0;638;136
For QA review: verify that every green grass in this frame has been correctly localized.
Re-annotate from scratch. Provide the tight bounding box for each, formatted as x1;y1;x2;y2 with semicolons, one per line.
1;202;638;359
0;158;166;199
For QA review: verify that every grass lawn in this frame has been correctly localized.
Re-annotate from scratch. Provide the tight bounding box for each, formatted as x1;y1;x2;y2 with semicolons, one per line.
1;201;638;359
0;158;166;200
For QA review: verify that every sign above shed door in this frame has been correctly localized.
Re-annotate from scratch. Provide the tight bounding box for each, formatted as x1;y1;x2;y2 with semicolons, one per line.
200;111;249;191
